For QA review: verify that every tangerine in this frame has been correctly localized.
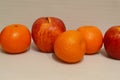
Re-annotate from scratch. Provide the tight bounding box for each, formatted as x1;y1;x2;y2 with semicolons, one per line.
77;25;103;54
54;30;86;63
0;24;31;54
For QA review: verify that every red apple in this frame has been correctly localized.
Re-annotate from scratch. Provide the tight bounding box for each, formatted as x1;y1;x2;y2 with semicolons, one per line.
32;17;66;52
104;26;120;59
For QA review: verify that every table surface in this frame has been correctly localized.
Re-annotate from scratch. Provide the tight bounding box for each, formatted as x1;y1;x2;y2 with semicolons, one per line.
0;0;120;80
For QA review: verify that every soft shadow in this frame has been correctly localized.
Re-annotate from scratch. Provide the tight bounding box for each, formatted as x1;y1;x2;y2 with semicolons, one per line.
52;53;66;64
0;48;28;55
31;42;53;54
31;42;40;52
100;48;120;60
52;53;84;64
100;48;110;58
85;52;100;56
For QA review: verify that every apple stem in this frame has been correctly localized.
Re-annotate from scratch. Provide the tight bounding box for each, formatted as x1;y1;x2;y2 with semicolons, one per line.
46;17;51;23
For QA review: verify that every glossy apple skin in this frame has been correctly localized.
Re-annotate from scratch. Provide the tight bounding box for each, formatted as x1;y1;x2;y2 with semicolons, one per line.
32;17;66;52
104;26;120;59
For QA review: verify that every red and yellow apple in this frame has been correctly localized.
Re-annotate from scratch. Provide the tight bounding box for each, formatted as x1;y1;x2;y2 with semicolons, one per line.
104;26;120;59
32;17;66;52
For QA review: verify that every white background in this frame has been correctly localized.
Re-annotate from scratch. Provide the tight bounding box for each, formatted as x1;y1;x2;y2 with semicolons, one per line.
0;0;120;80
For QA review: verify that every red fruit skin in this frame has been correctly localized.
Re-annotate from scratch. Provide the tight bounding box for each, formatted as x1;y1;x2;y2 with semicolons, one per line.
104;26;120;59
32;17;66;52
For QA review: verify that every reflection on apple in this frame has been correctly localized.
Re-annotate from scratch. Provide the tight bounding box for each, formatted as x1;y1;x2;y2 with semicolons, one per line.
104;26;120;59
32;17;66;53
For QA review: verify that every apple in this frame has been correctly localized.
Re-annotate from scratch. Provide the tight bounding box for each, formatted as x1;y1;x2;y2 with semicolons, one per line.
104;26;120;59
32;17;66;52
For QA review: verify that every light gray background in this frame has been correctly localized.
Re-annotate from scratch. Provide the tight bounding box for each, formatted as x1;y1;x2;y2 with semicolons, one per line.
0;0;120;80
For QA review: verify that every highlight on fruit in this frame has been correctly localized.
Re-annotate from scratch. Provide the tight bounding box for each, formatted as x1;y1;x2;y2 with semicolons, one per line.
0;16;120;63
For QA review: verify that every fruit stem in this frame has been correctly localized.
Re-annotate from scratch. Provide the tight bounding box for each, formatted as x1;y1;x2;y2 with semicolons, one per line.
14;24;18;27
46;17;51;23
